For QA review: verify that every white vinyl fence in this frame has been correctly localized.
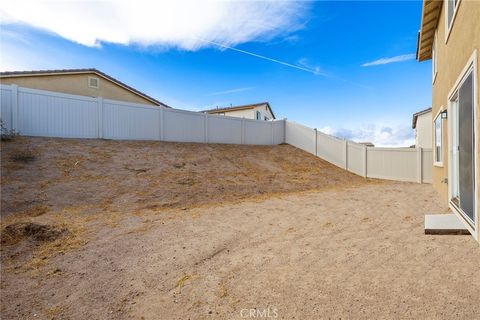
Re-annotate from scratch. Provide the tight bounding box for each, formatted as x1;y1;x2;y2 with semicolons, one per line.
0;84;285;145
286;120;432;183
0;84;432;183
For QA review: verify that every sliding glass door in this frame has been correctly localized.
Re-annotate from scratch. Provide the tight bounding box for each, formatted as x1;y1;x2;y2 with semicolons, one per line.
450;70;475;225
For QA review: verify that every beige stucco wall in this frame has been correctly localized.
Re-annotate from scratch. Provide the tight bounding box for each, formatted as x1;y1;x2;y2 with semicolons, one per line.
211;105;274;120
431;0;479;240
415;112;432;148
215;108;256;119
0;73;157;105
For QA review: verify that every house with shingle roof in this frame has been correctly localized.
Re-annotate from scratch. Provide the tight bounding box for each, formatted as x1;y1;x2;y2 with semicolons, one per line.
0;68;169;107
412;107;432;148
202;102;275;120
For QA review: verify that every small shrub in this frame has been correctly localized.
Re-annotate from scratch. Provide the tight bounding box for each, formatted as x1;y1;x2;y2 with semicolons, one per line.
11;149;36;163
1;222;67;245
0;119;19;141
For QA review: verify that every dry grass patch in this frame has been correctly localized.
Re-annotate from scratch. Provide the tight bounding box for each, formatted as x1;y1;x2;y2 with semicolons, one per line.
55;158;84;178
0;203;130;277
176;274;194;288
10;149;37;163
1;222;66;246
217;282;228;298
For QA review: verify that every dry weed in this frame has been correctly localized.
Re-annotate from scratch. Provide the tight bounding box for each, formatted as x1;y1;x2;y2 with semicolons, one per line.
11;149;36;163
176;274;193;288
56;157;84;178
47;305;64;320
218;282;227;298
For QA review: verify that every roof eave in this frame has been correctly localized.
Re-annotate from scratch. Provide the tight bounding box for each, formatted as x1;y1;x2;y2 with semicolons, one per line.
412;107;432;128
417;0;442;62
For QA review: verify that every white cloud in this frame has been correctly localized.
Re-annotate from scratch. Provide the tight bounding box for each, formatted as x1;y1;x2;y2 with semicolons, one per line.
0;0;307;50
319;123;414;147
361;54;416;67
206;87;254;96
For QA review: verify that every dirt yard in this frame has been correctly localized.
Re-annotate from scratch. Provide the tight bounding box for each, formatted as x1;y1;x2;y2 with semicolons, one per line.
1;137;479;319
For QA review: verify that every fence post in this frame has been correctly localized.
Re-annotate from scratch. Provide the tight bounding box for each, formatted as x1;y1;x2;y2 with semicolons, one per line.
283;118;287;144
344;140;348;170
417;147;423;183
271;120;274;145
11;84;18;131
97;97;104;139
204;113;209;143
363;145;368;178
241;117;245;144
159;106;164;141
314;128;318;156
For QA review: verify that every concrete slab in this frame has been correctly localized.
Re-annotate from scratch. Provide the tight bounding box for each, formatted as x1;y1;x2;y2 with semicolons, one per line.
425;214;471;235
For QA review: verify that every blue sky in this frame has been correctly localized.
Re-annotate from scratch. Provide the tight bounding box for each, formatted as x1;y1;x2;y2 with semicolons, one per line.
0;1;431;146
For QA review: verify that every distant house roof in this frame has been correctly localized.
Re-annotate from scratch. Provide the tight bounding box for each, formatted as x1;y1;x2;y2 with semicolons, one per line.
0;68;170;107
412;107;432;129
416;0;442;61
202;102;275;119
357;142;375;147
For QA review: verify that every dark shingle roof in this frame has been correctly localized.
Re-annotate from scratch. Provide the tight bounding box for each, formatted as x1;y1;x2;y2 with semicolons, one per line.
412;107;432;129
0;68;170;107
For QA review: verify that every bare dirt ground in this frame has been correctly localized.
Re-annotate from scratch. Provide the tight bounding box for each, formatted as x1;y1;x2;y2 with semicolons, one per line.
1;137;479;319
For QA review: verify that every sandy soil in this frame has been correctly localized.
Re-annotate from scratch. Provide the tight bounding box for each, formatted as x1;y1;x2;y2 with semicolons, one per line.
1;137;479;319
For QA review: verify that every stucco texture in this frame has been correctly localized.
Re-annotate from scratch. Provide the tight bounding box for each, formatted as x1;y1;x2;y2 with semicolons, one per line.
430;0;480;240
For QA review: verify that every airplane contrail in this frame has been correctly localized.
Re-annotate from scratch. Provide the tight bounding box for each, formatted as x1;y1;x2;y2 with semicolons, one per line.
200;38;326;76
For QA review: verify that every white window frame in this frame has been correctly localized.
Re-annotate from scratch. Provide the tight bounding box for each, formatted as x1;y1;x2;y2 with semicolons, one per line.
447;49;478;239
432;30;438;84
88;76;100;89
445;0;461;44
433;108;444;167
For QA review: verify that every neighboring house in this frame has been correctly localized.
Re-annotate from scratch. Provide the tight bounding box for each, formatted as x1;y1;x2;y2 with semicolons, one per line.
202;102;275;120
412;107;432;148
417;0;479;241
0;69;169;107
357;142;375;147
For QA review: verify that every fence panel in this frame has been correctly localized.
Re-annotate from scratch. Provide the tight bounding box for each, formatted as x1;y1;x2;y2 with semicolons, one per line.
366;147;418;181
103;100;160;140
317;131;346;168
18;87;98;138
207;115;243;144
244;119;272;145
422;148;433;183
162;108;205;143
347;141;365;176
0;86;13;130
285;121;315;154
272;120;285;145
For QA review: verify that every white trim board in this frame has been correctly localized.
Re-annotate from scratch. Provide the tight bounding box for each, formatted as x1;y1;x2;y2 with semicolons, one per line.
445;0;461;44
433;107;444;167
